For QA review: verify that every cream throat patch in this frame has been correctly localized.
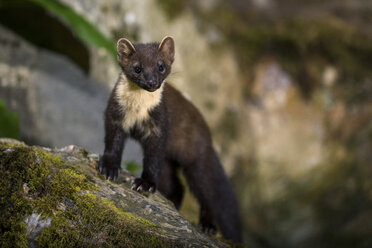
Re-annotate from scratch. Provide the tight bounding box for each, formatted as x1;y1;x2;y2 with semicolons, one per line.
115;74;163;135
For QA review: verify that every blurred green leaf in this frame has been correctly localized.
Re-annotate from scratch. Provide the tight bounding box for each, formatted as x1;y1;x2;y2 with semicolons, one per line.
123;161;142;175
0;99;19;139
30;0;115;57
0;0;115;58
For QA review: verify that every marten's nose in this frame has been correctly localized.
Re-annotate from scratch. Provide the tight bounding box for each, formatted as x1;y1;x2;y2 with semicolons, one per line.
147;80;157;88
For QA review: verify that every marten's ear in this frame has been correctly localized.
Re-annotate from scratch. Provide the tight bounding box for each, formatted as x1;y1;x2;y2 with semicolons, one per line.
158;36;175;63
117;38;136;60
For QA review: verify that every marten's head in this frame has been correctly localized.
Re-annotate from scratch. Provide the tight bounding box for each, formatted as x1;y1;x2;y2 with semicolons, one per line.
116;36;175;92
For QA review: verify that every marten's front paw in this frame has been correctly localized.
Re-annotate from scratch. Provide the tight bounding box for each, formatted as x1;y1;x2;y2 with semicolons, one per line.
98;157;120;180
131;178;156;193
200;213;217;235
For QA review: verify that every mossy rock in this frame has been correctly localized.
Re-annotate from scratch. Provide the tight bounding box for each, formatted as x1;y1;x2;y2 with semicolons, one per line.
0;139;225;248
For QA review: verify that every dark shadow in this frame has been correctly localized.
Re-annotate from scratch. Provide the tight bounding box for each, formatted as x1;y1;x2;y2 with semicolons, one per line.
0;2;90;73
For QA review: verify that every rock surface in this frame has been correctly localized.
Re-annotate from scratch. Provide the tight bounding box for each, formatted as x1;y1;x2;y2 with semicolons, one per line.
0;138;226;248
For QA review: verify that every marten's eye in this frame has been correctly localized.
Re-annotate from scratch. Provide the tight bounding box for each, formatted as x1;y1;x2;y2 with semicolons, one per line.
134;66;142;74
158;65;165;73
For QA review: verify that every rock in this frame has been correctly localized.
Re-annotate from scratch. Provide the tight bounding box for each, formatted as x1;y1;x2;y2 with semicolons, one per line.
0;138;226;248
24;213;52;248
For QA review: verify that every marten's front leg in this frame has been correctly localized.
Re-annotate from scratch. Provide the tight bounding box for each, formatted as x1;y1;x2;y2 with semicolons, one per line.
98;117;127;180
131;133;166;193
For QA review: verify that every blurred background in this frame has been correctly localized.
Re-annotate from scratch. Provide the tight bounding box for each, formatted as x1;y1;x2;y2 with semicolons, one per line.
0;0;371;246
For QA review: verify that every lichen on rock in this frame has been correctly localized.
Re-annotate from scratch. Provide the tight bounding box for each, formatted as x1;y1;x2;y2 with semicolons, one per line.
0;139;225;248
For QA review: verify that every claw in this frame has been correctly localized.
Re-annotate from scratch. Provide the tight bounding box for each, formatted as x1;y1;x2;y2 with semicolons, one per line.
149;186;155;193
97;156;121;181
131;178;156;193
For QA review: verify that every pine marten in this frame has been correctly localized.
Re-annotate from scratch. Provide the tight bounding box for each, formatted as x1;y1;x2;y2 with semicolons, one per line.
98;36;242;242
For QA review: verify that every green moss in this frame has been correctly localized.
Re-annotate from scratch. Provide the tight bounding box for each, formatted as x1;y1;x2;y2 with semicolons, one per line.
0;99;19;139
99;198;156;227
0;143;171;247
0;144;59;247
37;192;166;248
33;167;94;216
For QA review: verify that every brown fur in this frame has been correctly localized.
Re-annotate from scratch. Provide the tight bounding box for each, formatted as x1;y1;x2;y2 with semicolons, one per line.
99;37;242;242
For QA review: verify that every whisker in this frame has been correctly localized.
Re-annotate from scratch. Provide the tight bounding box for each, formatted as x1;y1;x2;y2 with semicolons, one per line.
167;70;182;81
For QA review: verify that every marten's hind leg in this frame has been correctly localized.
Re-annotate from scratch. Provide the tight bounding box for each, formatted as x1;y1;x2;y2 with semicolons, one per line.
182;148;242;242
157;160;184;209
182;159;217;234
